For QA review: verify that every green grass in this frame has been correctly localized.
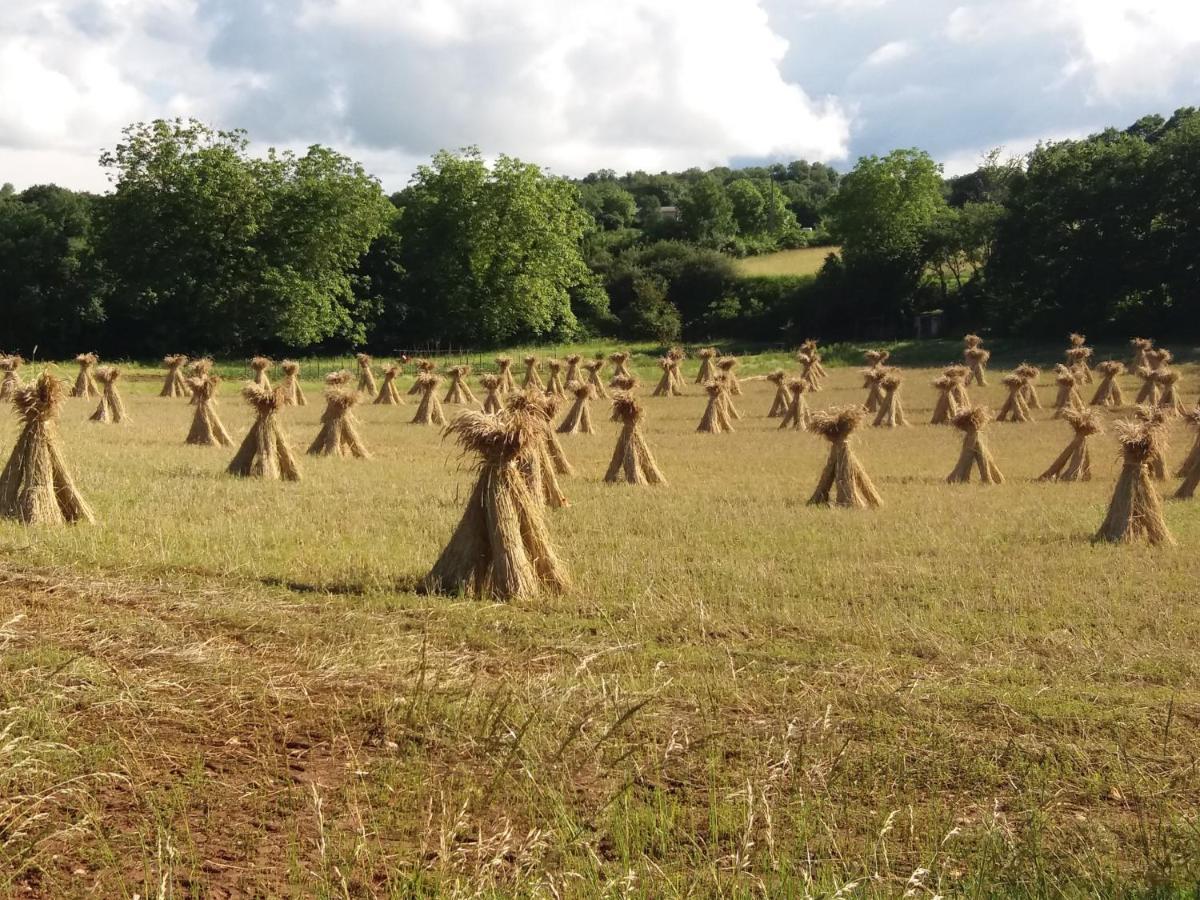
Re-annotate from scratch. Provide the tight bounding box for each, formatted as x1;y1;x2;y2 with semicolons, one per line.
3;350;1200;896
733;245;837;277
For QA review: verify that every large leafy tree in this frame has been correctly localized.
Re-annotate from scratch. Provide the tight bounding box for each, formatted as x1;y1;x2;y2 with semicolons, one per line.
98;119;393;354
390;148;598;345
0;185;104;356
823;149;947;330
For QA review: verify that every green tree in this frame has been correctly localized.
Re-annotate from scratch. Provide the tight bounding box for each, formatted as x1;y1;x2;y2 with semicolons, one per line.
578;180;638;231
679;175;734;247
0;185;104;355
98;118;392;353
392;148;598;344
726;179;766;234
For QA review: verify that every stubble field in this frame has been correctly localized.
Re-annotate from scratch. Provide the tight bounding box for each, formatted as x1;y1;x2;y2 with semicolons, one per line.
2;350;1200;898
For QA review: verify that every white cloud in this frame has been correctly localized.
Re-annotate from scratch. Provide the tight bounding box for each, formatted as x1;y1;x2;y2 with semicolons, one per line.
863;39;913;67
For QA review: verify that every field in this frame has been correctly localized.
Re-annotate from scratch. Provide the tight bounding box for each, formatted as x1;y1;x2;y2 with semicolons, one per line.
3;349;1200;897
733;246;836;278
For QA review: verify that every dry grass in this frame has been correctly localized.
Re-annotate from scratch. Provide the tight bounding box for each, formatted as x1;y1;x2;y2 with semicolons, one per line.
1;357;1200;895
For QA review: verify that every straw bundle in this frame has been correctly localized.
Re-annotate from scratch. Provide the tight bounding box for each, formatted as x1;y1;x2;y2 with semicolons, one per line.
1096;421;1175;545
996;374;1032;423
445;365;477;404
930;375;960;425
564;354;582;386
71;353;99;399
609;351;633;381
694;348;718;384
1133;405;1170;481
279;360;307;407
964;347;990;386
779;379;811;430
652;358;675;397
250;356;273;389
862;350;890;385
409;359;436;395
160;354;189;397
947;406;1004;484
1068;332;1086;348
697;381;734;433
797;353;822;392
424;410;569;600
558;381;595;434
801;339;828;378
523;355;544;390
495;356;517;393
1133;366;1159;406
541;396;573;476
190;357;214;378
0;372;95;524
766;370;789;417
545;359;566;398
863;367;887;412
963;334;983;349
325;370;353;387
1174;408;1200;499
1090;361;1125;407
583;359;609;399
1148;348;1172;371
89;366;128;424
412;374;447;426
308;388;371;458
605;394;666;485
1052;371;1084;418
1015;363;1042;409
0;356;22;401
609;374;639;396
1066;347;1094;384
808;406;882;508
355;353;377;395
872;372;907;427
716;357;741;395
185;375;231;447
374;364;403;405
1039;408;1101;482
944;365;971;407
667;348;687;393
506;391;569;507
480;374;503;414
227;384;301;481
716;373;742;420
1154;369;1186;416
1129;338;1153;372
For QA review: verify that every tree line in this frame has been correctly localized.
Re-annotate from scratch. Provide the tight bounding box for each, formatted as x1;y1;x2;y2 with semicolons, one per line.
2;109;1197;358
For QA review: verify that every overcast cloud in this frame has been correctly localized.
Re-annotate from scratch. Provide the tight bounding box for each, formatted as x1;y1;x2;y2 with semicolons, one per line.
1;0;1198;192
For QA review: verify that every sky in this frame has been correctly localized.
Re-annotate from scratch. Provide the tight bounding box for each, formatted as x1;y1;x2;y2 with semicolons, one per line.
1;0;1198;193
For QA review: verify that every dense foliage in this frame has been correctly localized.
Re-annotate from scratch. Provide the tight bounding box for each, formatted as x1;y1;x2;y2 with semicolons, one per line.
2;108;1199;356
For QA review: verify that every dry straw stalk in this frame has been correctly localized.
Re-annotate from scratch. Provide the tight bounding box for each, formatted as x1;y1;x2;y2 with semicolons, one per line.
996;373;1032;423
0;356;22;401
605;394;666;485
0;372;95;524
779;379;810;431
544;359;566;398
185;375;232;447
583;359;608;399
766;370;788;417
250;356;273;389
424;409;569;600
72;353;99;399
412;374;447;426
281;360;307;407
355;353;377;395
697;382;734;433
872;371;907;427
930;375;960;425
479;373;503;414
1039;407;1101;482
522;355;544;390
227;384;301;481
1090;361;1126;407
160;354;189;398
964;347;990;387
808;405;882;508
1174;408;1200;499
374;364;404;405
495;356;517;394
1096;420;1175;545
90;366;128;424
444;365;478;404
947;406;1004;484
308;388;371;458
558;381;595;434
